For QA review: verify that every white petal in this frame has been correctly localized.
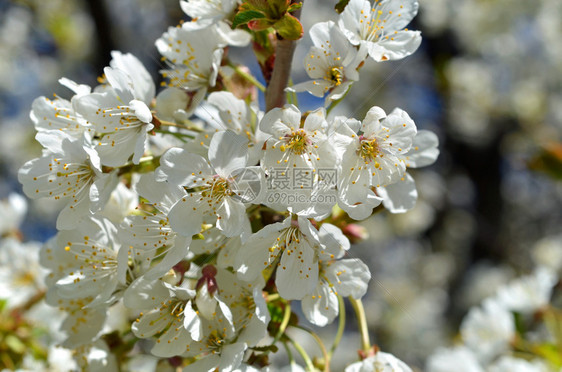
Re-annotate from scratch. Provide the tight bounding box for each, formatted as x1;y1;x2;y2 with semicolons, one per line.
405;130;439;168
216;197;247;237
326;259;370;298
156;147;212;185
130;99;152;123
109;51;155;104
103;67;135;103
382;108;417;151
276;239;319;300
378;173;417;213
168;198;205;236
150;323;192;357
208;130;249;177
218;343;247;372
301;283;338;326
287;80;330;97
235;219;290;281
367;30;422;62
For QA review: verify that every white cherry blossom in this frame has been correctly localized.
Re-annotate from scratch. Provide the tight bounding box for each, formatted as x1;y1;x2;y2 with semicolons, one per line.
259;105;337;216
460;298;515;362
260;105;335;172
156;24;224;110
335;107;416;219
0;238;45;308
339;0;422;62
107;51;155;106
207;91;266;165
72;340;118;372
127;279;201;358
301;223;370;326
288;21;366;104
120;174;192;280
38;236;109;349
158;131;263;237
74;58;155;167
344;351;413;372
488;356;549;372
179;0;250;46
180;0;238;26
18;132;118;229
235;215;323;300
0;193;27;235
99;182;138;224
30;80;92;141
495;266;558;315
426;346;484;372
183;268;268;372
49;217;126;306
377;129;439;213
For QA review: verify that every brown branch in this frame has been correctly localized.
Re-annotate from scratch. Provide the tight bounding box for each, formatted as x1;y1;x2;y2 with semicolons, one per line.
265;1;303;112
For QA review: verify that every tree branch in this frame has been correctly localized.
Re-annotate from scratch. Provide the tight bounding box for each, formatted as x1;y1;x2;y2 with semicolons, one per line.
265;1;303;111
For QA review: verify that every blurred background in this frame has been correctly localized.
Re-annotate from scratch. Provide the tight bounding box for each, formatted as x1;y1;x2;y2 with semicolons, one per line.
1;0;562;370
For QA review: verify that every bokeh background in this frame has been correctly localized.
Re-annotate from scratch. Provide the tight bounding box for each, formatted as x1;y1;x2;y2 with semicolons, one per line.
1;0;562;370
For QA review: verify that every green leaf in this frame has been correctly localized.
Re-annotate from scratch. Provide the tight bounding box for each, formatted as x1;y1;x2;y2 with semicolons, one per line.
251;344;279;353
232;10;267;29
266;0;289;17
267;301;285;326
334;0;350;13
245;0;269;10
247;19;276;32
287;2;302;13
6;335;26;353
532;343;562;367
273;13;303;40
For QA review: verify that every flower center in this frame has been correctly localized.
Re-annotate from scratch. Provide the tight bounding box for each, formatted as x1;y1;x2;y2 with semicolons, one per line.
327;66;344;86
282;130;309;155
358;137;382;165
201;177;232;200
14;271;36;287
205;329;227;352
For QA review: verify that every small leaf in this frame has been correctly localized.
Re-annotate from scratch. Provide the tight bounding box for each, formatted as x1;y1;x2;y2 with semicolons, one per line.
532;342;562;367
6;335;26;353
245;0;269;10
335;0;350;13
248;19;275;32
287;2;302;13
266;0;288;17
274;13;303;40
232;10;267;29
251;344;279;353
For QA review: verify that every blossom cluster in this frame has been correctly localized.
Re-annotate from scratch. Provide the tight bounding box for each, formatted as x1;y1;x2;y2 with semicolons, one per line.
15;0;436;370
427;266;560;372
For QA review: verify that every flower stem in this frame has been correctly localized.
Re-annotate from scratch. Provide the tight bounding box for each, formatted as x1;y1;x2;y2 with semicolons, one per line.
295;325;331;372
349;297;371;354
228;62;266;92
282;341;295;363
286;335;316;372
329;295;346;357
326;87;351;116
116;155;161;176
273;301;292;345
154;129;194;142
153;116;203;132
286;78;299;106
266;293;280;302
